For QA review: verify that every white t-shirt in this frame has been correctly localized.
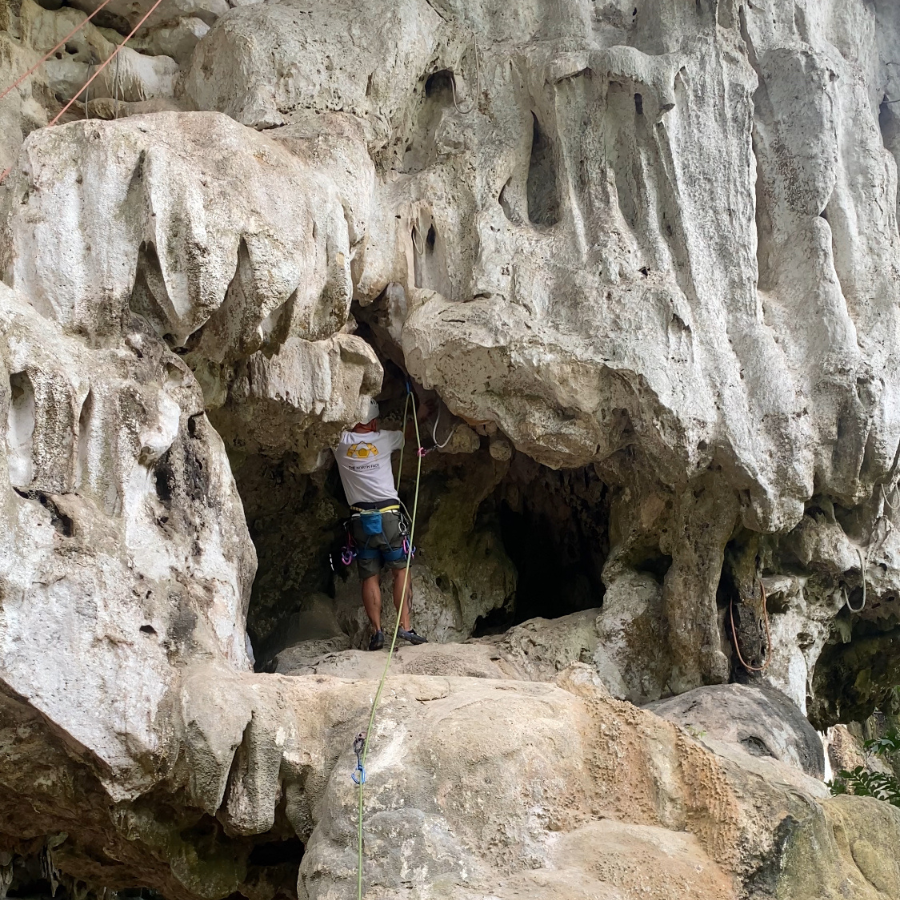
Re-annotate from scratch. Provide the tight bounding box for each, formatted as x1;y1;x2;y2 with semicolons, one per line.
333;429;404;506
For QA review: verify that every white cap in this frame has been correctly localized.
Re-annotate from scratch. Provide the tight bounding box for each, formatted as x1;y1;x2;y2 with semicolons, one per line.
361;398;379;424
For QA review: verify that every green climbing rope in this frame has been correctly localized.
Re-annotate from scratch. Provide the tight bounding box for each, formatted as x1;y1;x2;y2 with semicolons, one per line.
356;390;423;900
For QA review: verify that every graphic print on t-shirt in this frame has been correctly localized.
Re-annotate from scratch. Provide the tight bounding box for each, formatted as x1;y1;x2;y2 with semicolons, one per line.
346;442;379;459
333;429;404;506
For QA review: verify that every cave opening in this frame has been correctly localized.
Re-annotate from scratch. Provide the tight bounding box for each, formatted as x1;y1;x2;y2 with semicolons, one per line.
526;112;561;227
230;310;612;668
493;459;609;628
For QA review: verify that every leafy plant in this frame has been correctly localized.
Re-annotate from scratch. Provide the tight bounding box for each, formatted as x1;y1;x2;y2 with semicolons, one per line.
829;767;900;807
863;729;900;756
828;728;900;806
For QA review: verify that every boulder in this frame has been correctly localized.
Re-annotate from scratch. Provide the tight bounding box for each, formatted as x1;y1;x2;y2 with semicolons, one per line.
649;684;826;779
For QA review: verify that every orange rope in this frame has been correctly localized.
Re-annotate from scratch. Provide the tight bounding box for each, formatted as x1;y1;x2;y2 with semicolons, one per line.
730;578;771;673
0;0;116;107
1;0;164;187
47;0;165;127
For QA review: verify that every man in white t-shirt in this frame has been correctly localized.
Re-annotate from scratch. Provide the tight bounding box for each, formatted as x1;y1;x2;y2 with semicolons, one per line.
334;399;428;650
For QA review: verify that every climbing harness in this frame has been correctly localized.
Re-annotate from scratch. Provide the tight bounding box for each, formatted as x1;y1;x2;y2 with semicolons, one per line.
730;577;771;674
353;384;424;900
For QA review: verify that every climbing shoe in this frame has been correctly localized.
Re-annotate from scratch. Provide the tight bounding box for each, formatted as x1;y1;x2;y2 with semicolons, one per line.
398;628;427;645
368;630;385;651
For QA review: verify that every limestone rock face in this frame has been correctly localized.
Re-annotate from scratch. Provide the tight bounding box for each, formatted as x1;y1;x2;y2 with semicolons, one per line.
3;0;900;897
0;279;255;795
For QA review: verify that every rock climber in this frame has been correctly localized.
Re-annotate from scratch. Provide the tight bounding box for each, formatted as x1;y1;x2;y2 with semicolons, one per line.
333;398;429;651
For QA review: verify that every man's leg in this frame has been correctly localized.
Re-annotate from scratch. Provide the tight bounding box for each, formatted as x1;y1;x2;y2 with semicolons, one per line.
361;574;382;631
391;566;412;631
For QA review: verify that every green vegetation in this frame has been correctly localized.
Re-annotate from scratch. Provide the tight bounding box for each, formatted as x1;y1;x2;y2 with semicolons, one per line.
829;729;900;807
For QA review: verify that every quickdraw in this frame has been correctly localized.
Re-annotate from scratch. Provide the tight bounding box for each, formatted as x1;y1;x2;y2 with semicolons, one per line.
351;732;366;785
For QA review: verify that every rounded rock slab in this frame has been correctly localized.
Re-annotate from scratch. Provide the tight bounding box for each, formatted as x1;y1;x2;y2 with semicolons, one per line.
647;683;825;779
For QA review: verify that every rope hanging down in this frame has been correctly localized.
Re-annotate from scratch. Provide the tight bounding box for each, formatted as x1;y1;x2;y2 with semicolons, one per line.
0;0;164;185
730;578;771;674
355;388;424;900
844;547;868;614
47;0;165;127
0;0;116;107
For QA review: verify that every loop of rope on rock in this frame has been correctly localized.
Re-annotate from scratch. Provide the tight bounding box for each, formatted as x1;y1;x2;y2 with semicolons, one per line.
411;224;426;255
430;404;458;451
449;34;479;115
882;482;900;511
729;577;771;673
845;547;868;613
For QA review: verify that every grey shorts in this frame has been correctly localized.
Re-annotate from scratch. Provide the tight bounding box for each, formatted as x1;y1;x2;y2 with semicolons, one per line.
351;509;409;580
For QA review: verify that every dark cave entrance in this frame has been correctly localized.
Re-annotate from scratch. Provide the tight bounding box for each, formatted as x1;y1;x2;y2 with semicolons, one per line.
233;305;614;665
489;460;610;630
237;430;614;665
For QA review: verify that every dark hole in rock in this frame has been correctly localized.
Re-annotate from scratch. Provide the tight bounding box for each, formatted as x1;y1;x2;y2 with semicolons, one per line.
879;95;900;157
248;837;305;867
140;624;157;635
740;734;774;758
14;489;74;536
426;224;436;251
425;69;455;98
155;453;173;504
498;460;608;624
634;92;643;115
526;113;561;227
472;604;514;637
634;554;672;584
404;70;455;174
